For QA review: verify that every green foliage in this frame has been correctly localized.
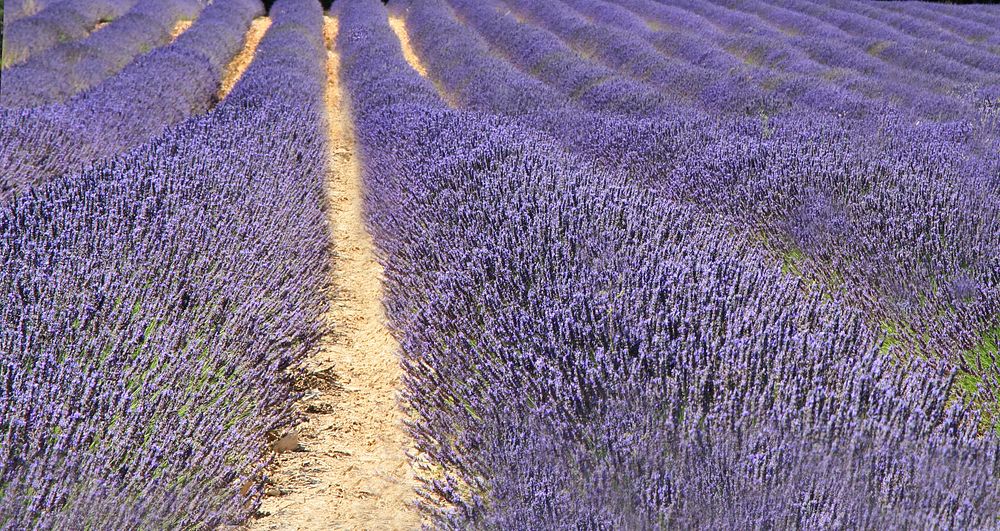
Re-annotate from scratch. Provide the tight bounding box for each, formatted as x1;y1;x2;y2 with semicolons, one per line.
956;324;1000;433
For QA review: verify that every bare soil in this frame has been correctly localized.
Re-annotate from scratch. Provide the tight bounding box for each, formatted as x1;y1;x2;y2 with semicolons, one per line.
218;18;272;100
170;20;193;42
388;17;429;77
247;16;422;531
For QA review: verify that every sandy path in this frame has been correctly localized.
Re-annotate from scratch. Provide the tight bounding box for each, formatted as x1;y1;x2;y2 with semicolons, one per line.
170;19;193;41
387;17;429;77
218;17;272;100
248;16;421;531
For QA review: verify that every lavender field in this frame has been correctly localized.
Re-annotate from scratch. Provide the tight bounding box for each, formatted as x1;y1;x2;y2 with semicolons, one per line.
2;0;1000;528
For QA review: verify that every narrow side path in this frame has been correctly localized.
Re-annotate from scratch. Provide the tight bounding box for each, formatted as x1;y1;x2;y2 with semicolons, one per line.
249;16;421;531
171;19;194;41
388;16;429;77
218;17;272;100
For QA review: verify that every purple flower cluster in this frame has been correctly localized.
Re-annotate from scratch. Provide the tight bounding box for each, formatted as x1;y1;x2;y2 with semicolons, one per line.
0;0;263;199
341;0;1000;527
0;0;205;109
401;0;567;116
505;0;785;116
393;0;700;168
445;0;669;117
1;0;136;68
0;0;330;527
398;0;1000;407
2;0;998;527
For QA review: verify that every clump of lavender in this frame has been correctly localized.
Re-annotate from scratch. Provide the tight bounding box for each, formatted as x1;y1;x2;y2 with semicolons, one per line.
0;0;329;527
340;0;1000;527
396;0;1000;415
1;0;138;68
3;0;999;528
0;0;206;108
0;0;264;199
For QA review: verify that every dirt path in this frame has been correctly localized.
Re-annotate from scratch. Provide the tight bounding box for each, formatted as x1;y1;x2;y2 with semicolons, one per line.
387;16;429;77
218;17;272;100
170;19;193;41
248;16;421;531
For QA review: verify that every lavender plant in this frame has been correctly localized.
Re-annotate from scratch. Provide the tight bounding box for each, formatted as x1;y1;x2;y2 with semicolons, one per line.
498;0;775;116
3;0;999;528
399;0;1000;408
589;0;974;120
0;0;136;68
341;0;1000;527
3;0;51;25
0;0;205;108
445;0;669;117
0;0;263;199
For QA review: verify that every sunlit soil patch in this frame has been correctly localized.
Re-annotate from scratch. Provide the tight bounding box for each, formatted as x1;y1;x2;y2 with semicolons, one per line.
249;15;422;530
170;19;193;42
218;17;272;100
388;16;429;77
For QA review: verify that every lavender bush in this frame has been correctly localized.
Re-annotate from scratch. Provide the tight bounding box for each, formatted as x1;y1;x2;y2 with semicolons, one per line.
0;0;136;68
3;0;52;25
2;0;999;528
0;0;205;108
0;0;262;199
0;0;329;527
576;0;975;120
343;0;1000;527
445;0;669;117
397;0;1000;414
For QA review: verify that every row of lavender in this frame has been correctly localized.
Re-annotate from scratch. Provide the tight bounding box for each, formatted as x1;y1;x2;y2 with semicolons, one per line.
401;0;1000;422
595;0;1000;120
0;0;331;527
502;0;1000;174
0;0;263;199
573;0;1000;410
1;0;137;68
1;0;204;109
339;0;1000;527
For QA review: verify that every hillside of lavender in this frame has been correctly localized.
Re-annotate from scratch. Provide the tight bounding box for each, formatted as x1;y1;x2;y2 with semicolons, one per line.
3;0;1000;528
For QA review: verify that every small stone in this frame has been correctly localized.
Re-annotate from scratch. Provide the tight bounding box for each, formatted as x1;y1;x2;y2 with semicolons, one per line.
305;403;334;414
273;432;301;453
